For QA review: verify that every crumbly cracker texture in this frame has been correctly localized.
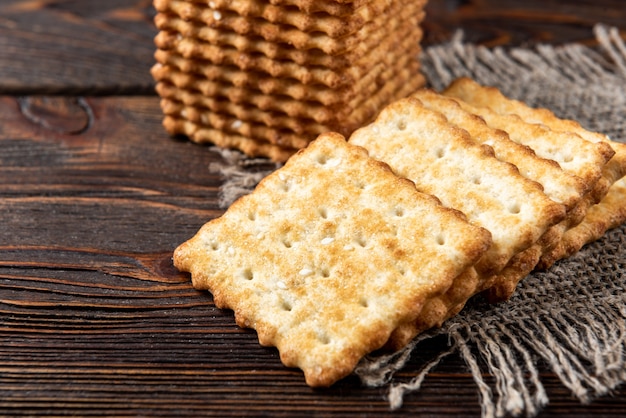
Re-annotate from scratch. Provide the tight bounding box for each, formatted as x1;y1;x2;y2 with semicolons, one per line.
174;132;491;387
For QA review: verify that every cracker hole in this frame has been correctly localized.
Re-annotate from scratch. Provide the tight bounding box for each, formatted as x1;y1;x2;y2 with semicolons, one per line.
321;267;330;278
563;154;574;163
436;234;446;246
435;148;446;159
209;242;219;251
317;207;328;219
397;118;407;131
317;332;331;345
282;238;293;248
241;268;254;281
354;180;366;190
281;300;292;312
508;203;521;214
472;175;482;185
247;211;257;221
355;236;368;248
394;207;405;217
316;154;328;165
359;298;369;308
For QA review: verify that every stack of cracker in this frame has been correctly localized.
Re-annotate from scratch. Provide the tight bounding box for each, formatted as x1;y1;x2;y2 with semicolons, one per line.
350;78;626;347
151;0;428;162
174;78;626;388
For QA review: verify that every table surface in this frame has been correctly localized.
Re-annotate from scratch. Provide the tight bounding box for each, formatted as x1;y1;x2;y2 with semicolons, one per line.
1;1;625;416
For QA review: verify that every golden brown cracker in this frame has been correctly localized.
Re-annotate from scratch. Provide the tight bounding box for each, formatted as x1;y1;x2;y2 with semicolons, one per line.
159;96;321;149
442;91;614;192
412;89;588;211
386;267;481;350
155;0;425;49
349;97;566;276
445;77;624;203
154;20;423;89
266;0;372;16
540;177;626;268
152;32;421;109
174;132;491;386
155;64;426;154
163;115;298;161
445;78;625;171
154;11;423;70
179;0;396;38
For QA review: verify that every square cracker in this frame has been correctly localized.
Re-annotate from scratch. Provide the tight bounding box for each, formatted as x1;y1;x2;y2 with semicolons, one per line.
173;132;491;387
442;83;615;192
411;89;587;211
542;177;626;266
349;97;565;344
444;77;626;183
349;97;566;276
442;78;624;271
409;89;586;301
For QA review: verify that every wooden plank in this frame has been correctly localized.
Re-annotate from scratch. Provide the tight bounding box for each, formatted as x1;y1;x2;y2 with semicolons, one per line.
0;0;157;94
1;96;625;416
0;95;482;416
423;0;626;47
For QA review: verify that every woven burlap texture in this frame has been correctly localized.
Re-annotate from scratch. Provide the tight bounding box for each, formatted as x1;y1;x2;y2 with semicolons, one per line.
211;24;626;418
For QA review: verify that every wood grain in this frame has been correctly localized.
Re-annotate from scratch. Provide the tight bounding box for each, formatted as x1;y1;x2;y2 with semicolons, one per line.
0;0;157;94
1;0;626;415
0;95;485;416
1;96;625;417
423;0;626;47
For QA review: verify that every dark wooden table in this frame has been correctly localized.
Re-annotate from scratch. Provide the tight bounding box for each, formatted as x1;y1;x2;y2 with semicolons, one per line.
1;1;625;416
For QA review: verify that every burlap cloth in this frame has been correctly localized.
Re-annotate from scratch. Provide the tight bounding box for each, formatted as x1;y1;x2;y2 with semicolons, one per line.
211;24;626;418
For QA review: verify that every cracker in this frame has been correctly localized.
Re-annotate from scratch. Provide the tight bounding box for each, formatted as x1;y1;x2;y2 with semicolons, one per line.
442;89;615;192
557;177;626;259
176;0;395;38
482;245;545;302
350;97;566;342
410;89;589;302
153;21;423;89
411;89;588;211
154;11;423;70
159;97;323;149
386;266;481;350
154;0;424;55
445;77;625;204
156;65;426;154
152;50;422;128
173;132;491;386
540;177;626;267
266;0;373;16
442;78;623;273
155;0;422;40
349;97;566;276
162;115;298;161
152;32;422;109
152;51;391;107
445;77;626;182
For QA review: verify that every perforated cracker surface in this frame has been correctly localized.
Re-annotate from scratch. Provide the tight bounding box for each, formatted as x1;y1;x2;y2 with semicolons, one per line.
173;132;491;387
412;89;587;211
349;98;566;276
443;80;615;190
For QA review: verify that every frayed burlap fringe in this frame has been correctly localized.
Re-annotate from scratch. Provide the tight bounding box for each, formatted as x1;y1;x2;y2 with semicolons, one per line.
209;24;626;417
208;146;281;208
357;225;626;417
